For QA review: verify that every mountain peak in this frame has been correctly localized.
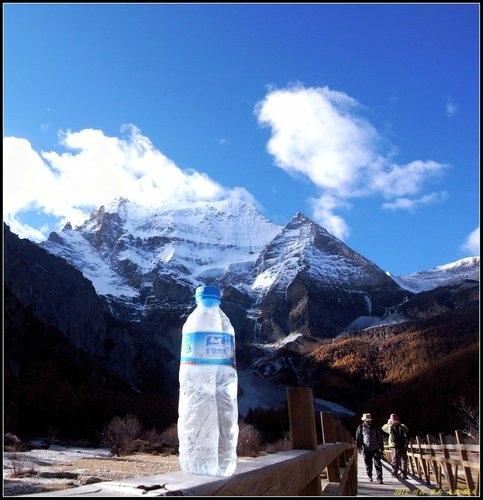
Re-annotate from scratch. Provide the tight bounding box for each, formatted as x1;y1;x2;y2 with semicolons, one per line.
102;196;132;219
291;211;314;223
393;256;480;293
287;212;332;236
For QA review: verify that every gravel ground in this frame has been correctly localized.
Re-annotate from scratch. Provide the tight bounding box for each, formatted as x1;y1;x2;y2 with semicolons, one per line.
3;444;181;496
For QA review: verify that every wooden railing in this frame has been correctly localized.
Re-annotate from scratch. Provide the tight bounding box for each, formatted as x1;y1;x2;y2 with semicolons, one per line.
384;431;480;496
286;387;358;496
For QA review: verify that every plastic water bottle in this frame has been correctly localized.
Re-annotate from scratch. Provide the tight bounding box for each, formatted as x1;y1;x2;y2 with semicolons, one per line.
177;285;239;476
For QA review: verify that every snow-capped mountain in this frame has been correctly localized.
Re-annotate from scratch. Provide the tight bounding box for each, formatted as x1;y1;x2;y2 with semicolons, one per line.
40;197;478;345
44;197;281;300
39;198;400;341
245;212;411;341
391;257;480;293
43;198;282;325
251;212;393;292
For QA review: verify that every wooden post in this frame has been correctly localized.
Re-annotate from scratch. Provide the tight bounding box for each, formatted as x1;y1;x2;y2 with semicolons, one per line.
320;411;341;482
439;433;456;491
426;434;440;488
287;387;322;496
408;441;418;477
416;436;429;483
334;418;347;467
456;430;475;491
412;439;422;478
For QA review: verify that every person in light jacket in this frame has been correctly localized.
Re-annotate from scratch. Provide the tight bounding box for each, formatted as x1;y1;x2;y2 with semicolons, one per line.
355;413;385;484
382;413;409;479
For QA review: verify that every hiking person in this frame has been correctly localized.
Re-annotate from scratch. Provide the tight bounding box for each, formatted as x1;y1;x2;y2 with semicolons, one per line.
355;413;385;484
382;413;409;479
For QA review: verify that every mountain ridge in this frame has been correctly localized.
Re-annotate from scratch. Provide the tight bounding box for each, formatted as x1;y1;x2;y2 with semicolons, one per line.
390;256;479;293
43;197;478;293
37;198;478;343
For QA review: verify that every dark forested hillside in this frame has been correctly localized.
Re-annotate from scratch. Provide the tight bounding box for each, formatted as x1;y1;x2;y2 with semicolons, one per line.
4;287;178;440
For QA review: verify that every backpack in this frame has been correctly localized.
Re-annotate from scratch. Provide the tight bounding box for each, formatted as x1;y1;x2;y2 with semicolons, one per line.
391;424;408;448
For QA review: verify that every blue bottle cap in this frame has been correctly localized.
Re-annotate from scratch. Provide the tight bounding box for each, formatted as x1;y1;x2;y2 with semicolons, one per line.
195;285;221;303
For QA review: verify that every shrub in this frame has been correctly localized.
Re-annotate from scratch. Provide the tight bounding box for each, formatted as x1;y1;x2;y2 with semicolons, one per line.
265;432;292;453
237;422;263;457
454;397;479;442
134;424;179;455
102;414;143;456
5;453;36;477
4;433;30;452
157;423;179;454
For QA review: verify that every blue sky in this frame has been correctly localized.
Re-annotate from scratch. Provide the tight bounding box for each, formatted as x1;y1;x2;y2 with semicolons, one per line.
3;3;480;276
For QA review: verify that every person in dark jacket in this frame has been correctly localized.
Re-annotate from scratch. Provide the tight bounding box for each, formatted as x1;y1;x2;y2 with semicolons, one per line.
355;413;385;484
382;413;410;479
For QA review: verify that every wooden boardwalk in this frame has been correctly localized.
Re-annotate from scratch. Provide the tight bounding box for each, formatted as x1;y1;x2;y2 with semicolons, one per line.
356;455;447;496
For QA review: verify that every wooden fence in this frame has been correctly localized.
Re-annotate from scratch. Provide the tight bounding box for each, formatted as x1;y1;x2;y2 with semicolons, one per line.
384;431;480;496
286;386;358;496
22;386;358;497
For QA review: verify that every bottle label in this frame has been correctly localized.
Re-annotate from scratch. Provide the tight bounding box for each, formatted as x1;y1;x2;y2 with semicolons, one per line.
181;331;235;367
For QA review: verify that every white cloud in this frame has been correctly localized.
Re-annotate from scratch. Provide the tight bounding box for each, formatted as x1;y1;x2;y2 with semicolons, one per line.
255;84;449;239
381;191;448;211
256;84;379;196
460;227;480;256
371;161;447;198
308;193;351;240
446;97;458;117
3;124;254;241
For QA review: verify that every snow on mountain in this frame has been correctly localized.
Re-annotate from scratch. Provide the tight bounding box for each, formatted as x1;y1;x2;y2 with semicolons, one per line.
46;224;139;298
390;256;480;293
251;211;396;294
254;332;306;351
43;198;477;306
42;197;282;300
343;313;408;332
40;197;478;343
